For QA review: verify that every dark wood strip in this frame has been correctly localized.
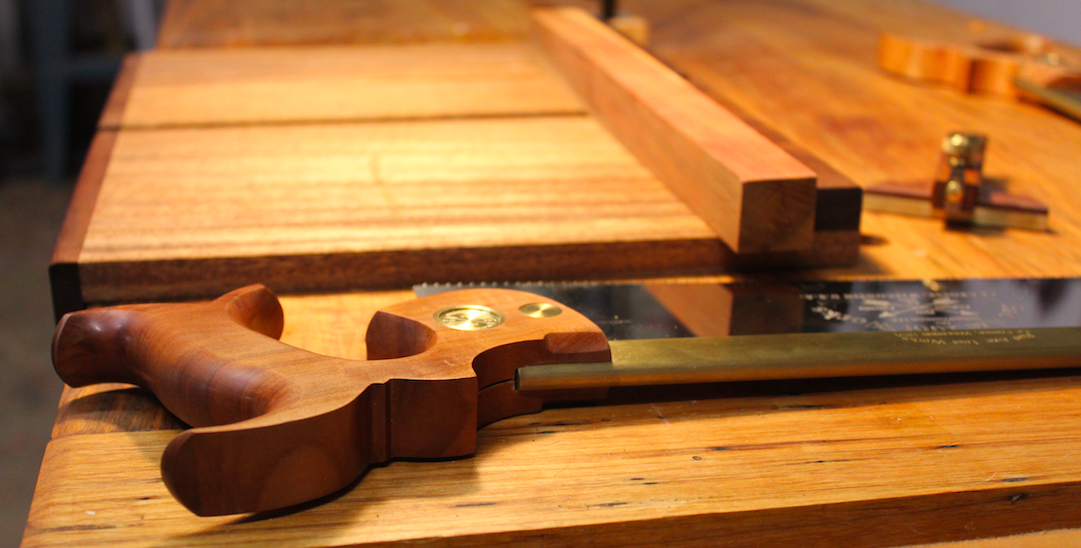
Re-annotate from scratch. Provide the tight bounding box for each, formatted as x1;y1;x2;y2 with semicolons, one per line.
50;130;118;320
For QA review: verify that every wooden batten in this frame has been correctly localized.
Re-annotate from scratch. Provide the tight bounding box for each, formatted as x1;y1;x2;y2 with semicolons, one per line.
531;7;818;255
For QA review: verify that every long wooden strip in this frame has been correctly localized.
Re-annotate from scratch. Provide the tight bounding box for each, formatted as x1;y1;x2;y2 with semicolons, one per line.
531;7;817;254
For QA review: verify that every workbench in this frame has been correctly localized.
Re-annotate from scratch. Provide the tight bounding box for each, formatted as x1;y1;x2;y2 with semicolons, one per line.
22;0;1081;546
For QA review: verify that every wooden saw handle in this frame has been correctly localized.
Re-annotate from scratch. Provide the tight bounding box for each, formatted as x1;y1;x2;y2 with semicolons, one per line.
877;30;1081;98
52;285;610;516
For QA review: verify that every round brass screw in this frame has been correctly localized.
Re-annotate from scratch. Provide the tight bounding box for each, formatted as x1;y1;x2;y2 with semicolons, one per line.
519;302;563;318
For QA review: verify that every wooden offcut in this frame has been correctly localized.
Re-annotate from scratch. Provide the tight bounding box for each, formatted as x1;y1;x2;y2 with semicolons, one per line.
531;7;818;254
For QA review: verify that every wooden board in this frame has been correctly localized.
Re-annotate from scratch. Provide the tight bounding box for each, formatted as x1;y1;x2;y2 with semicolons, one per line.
73;116;712;304
23;290;1081;547
156;0;579;48
65;116;861;306
532;7;817;254
110;43;585;128
51;39;862;313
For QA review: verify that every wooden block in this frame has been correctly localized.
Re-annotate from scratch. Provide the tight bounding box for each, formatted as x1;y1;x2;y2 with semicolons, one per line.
607;13;650;46
531;7;818;254
686;85;862;233
110;43;585;129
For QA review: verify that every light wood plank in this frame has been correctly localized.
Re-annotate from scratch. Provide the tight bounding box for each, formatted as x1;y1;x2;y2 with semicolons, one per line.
115;43;585;129
27;361;1081;547
156;0;583;48
70;117;856;305
532;7;818;254
74;117;715;303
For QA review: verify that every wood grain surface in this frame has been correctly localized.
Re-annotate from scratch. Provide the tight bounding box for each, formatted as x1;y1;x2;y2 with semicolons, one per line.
58;0;1081;310
51;34;863;310
27;0;1081;546
76;116;713;303
638;0;1081;280
157;0;590;48
112;43;585;128
70;113;859;306
532;7;817;254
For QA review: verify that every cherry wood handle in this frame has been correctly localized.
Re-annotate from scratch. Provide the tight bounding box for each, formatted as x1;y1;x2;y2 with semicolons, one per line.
52;285;610;516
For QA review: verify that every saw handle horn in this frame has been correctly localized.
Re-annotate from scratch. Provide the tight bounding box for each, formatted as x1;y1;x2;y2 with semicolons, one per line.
52;285;610;516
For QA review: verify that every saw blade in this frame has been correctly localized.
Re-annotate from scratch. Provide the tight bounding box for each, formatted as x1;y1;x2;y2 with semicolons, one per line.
415;278;1081;340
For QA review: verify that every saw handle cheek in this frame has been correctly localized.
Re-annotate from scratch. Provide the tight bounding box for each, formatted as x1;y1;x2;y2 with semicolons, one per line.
52;285;295;427
50;285;611;516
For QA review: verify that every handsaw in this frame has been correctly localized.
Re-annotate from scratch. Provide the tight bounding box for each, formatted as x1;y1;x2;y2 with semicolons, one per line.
52;282;1081;517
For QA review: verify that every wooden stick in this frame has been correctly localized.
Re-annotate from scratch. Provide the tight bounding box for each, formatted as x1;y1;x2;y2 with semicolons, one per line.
531;7;817;254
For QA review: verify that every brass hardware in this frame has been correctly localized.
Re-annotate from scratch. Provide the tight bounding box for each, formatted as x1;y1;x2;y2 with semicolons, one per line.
519;302;563;318
434;305;505;331
515;327;1081;391
932;132;985;224
863;131;1048;230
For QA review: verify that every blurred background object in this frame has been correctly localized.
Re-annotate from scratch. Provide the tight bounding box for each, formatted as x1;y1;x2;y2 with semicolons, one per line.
937;0;1081;46
0;2;161;546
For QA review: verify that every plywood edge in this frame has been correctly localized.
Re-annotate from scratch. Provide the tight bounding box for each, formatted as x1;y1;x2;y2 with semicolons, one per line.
97;54;141;130
531;6;818;255
50;130;118;321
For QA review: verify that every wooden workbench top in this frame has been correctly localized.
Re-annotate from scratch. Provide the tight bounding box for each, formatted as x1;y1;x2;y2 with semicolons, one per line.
26;0;1081;546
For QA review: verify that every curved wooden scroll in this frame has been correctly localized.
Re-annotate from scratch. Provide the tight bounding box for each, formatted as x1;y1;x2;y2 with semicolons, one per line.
877;30;1080;99
53;285;610;516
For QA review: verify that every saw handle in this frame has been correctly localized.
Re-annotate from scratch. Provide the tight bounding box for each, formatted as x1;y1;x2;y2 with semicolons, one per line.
52;286;610;516
53;286;289;425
